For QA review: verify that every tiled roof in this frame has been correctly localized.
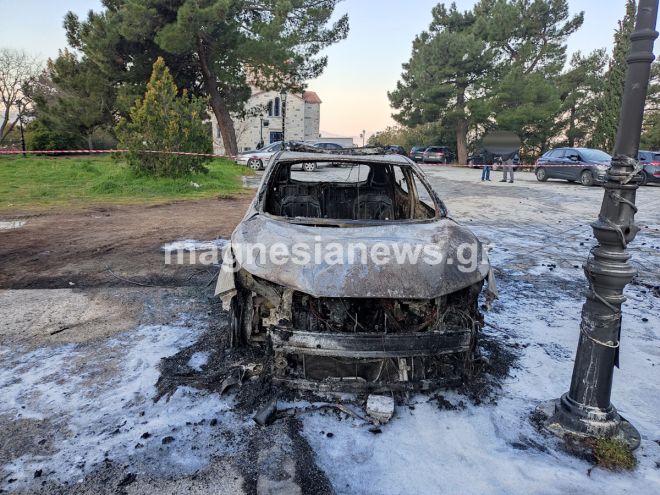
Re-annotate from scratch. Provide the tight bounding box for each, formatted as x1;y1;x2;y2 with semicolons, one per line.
302;91;322;104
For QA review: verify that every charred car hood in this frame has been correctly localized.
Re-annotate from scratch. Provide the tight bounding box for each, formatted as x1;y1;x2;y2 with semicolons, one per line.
230;214;490;299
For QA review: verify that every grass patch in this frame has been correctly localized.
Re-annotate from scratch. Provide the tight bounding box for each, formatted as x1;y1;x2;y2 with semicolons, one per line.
591;438;637;471
0;154;252;211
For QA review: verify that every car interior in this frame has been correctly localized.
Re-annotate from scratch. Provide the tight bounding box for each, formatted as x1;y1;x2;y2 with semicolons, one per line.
263;162;437;221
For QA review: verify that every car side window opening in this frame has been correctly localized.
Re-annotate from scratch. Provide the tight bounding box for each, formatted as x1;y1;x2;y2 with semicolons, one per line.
566;149;581;161
264;162;437;222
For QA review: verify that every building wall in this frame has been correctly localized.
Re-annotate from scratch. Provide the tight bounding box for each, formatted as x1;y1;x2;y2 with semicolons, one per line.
304;102;321;141
212;90;321;155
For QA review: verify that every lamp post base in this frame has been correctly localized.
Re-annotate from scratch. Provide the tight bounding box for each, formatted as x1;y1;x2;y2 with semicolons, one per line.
536;394;640;450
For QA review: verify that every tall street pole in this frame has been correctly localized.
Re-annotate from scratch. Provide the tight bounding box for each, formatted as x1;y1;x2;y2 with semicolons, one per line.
280;90;287;143
538;0;658;449
17;99;26;158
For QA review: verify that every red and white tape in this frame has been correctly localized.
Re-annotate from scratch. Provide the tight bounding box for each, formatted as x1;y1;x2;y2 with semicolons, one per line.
0;149;237;159
0;149;615;169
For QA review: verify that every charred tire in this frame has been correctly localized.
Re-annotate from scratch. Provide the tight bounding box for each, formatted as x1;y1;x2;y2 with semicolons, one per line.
639;170;649;186
229;289;253;347
535;167;548;182
248;158;263;171
580;170;594;187
302;162;317;172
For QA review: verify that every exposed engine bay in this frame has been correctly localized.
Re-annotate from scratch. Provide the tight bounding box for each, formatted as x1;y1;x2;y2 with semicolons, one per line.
228;270;484;393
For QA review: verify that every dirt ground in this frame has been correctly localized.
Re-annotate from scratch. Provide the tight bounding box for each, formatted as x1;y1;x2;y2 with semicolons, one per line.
0;197;252;289
1;167;659;494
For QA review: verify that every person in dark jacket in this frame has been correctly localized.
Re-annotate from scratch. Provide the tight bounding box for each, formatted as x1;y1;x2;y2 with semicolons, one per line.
481;150;493;181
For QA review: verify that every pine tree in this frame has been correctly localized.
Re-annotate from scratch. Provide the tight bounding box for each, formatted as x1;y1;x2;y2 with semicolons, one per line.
390;1;583;164
117;57;212;177
65;0;348;157
591;0;637;151
555;50;608;147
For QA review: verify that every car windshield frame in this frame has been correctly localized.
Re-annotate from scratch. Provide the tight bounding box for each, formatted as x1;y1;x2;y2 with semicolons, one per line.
257;156;447;227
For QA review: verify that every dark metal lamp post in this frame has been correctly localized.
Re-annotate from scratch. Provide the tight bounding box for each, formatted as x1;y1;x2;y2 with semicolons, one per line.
17;98;26;158
280;90;287;142
259;114;269;148
537;0;658;449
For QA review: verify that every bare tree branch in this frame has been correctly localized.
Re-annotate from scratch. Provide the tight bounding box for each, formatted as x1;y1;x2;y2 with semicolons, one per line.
0;48;41;144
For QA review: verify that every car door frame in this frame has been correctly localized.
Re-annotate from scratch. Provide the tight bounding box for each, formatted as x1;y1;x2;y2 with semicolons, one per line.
561;148;583;181
544;149;565;179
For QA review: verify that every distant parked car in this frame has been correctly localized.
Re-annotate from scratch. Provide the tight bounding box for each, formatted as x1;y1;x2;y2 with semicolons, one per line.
312;142;344;150
236;141;316;171
467;152;485;168
384;144;407;155
410;146;428;162
535;147;611;186
422;146;454;164
636;150;660;185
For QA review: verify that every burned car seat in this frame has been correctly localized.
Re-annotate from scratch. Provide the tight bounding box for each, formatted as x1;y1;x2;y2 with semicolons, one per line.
281;195;322;218
354;194;394;220
353;166;395;220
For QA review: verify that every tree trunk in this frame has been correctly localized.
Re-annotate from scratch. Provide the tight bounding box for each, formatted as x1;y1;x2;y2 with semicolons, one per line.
197;40;238;157
568;105;576;147
87;133;93;151
456;119;468;165
455;91;468;165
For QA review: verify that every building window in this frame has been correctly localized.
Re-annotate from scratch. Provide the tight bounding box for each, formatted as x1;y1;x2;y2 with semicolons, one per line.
267;101;273;117
274;97;281;117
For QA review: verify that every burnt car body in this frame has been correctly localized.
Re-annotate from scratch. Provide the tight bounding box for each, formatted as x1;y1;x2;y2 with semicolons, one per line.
216;150;495;392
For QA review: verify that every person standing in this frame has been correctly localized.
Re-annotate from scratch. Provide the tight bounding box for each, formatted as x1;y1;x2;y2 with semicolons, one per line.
500;154;515;183
481;164;492;181
481;150;493;181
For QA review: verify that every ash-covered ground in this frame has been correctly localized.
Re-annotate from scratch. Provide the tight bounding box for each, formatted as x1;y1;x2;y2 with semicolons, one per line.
1;167;658;494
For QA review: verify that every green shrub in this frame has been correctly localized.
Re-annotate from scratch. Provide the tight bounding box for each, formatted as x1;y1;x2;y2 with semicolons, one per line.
117;57;212;177
25;119;82;151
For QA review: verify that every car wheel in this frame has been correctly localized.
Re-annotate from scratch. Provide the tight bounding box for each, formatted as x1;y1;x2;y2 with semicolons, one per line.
229;289;253;347
639;170;649;186
302;162;317;172
535;168;548;182
248;158;263;171
229;292;244;347
580;170;594;186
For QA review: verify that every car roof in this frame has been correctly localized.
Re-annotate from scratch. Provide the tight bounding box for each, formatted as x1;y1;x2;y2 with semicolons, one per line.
276;151;413;165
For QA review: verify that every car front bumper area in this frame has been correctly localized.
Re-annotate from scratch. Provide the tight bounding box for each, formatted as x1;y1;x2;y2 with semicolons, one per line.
269;325;476;393
224;270;486;393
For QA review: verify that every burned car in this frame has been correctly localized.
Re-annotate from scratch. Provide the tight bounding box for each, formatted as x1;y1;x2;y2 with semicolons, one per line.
216;150;496;393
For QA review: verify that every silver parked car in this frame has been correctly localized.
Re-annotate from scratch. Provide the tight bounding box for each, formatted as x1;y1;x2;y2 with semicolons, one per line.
216;151;495;392
236;142;317;172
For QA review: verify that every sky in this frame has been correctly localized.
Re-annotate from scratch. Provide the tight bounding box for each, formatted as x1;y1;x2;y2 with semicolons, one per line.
0;1;628;140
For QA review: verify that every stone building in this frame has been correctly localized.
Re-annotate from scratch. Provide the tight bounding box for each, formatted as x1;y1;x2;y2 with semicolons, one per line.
212;89;322;155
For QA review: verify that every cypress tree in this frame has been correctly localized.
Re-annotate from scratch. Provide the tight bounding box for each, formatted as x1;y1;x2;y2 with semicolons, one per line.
591;0;637;151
